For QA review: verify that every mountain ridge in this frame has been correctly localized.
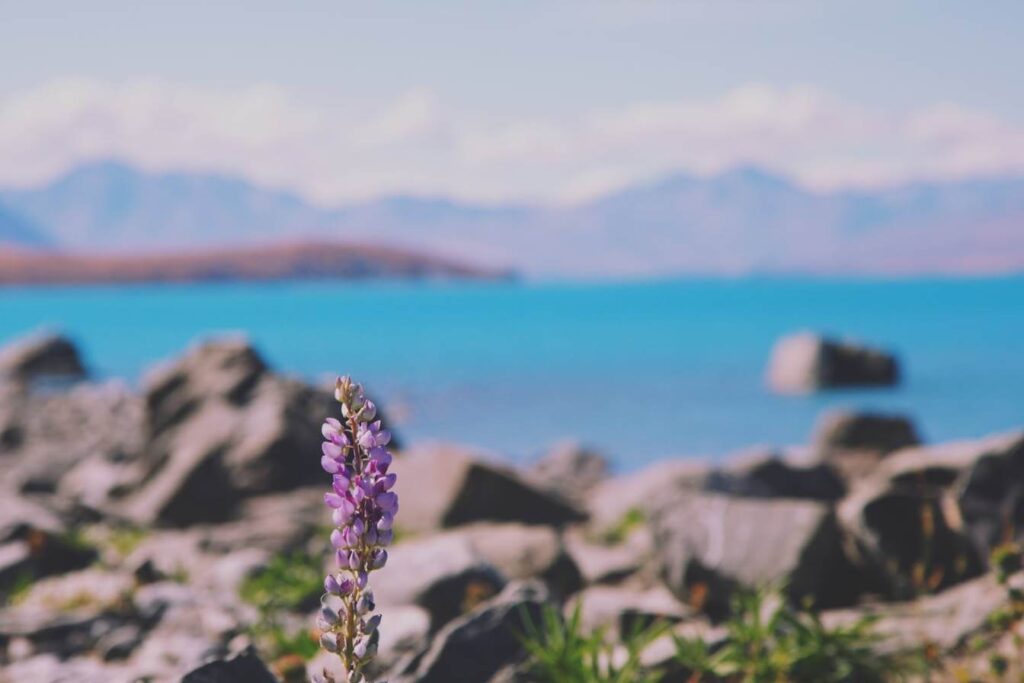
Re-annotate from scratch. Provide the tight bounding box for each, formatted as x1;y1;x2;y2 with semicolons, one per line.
3;160;1023;277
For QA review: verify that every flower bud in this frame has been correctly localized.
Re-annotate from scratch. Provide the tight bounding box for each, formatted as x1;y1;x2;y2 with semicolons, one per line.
363;614;382;635
357;590;375;615
371;548;388;570
320;604;339;626
319;631;339;653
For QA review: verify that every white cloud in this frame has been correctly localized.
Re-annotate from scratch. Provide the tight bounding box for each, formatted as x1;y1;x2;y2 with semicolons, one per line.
1;78;1023;204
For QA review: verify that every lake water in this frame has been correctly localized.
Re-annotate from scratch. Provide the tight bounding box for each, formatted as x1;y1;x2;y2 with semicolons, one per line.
1;277;1021;470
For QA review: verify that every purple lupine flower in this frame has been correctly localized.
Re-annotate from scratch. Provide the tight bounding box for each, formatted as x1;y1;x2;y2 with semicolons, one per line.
315;376;397;683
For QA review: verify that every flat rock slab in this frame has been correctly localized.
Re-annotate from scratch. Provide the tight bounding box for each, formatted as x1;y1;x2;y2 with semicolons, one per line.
823;571;1024;652
393;446;586;532
653;493;863;616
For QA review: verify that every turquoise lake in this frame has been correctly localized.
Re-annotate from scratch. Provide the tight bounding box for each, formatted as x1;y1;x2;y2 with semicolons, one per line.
1;277;1021;470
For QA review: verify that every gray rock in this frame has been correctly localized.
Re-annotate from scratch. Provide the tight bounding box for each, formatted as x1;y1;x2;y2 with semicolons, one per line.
0;654;129;683
568;584;689;639
875;431;1024;562
392;446;586;533
95;624;144;661
118;402;241;527
707;449;845;501
393;581;549;683
823;570;1024;652
527;441;609;504
143;338;336;494
0;331;86;385
838;478;985;598
585;459;710;534
2;381;143;500
119;338;355;526
813;410;920;455
373;532;507;632
356;605;432;681
444;523;583;598
652;493;864;617
181;646;280;682
767;332;899;394
0;498;96;590
202;487;327;555
564;527;652;586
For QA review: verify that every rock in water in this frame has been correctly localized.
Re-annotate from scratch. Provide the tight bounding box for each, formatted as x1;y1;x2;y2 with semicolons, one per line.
181;646;280;682
767;332;899;394
652;493;864;617
0;331;86;385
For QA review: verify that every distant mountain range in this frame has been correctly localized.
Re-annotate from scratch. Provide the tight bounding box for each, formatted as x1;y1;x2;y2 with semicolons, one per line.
2;160;1023;277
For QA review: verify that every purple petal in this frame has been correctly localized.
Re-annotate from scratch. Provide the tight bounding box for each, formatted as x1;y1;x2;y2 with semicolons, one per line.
322;441;343;459
324;492;344;509
376;491;398;513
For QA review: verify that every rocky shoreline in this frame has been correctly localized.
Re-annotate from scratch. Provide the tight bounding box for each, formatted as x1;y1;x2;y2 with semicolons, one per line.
0;332;1022;682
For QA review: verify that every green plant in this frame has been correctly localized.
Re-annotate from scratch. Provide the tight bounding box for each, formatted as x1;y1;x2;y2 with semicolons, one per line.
106;526;148;557
4;571;35;606
240;553;324;663
673;587;907;683
240;553;323;611
598;508;646;546
520;601;668;683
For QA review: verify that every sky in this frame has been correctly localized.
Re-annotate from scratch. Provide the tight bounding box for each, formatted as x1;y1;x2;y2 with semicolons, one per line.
1;0;1023;205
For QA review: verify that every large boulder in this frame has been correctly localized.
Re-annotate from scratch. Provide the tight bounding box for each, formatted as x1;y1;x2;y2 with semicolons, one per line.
391;581;549;683
652;494;864;617
117;338;339;526
0;331;86;386
526;441;609;504
811;411;921;483
874;431;1024;565
837;477;984;598
392;446;586;532
143;338;332;494
706;449;845;501
443;523;583;598
767;332;900;394
813;410;920;455
1;380;143;496
372;532;508;632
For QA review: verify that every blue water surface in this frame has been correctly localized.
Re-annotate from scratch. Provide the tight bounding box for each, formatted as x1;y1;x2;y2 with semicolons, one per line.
1;277;1021;470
